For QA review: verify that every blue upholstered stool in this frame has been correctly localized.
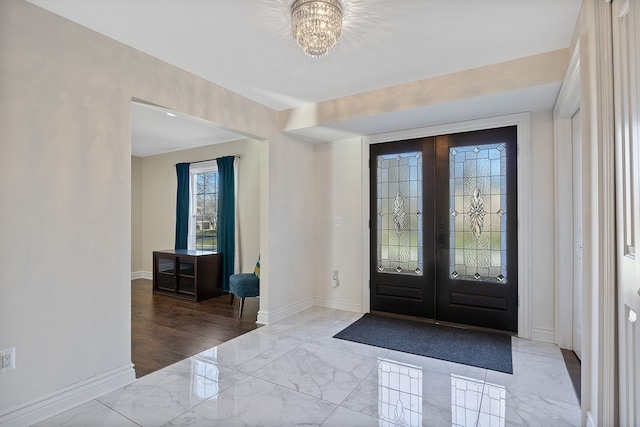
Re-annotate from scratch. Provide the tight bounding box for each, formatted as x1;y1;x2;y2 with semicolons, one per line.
229;257;260;318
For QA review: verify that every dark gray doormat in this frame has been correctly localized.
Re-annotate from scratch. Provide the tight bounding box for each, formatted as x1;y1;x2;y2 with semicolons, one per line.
333;313;513;374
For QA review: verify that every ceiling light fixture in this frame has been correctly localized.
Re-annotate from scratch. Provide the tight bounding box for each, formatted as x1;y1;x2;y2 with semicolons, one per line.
166;112;176;117
291;0;343;58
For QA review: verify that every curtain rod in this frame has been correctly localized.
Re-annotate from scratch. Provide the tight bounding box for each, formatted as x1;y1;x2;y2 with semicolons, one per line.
175;155;240;166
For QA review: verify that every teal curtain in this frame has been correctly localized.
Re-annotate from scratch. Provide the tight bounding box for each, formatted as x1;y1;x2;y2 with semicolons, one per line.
217;156;235;291
175;163;190;250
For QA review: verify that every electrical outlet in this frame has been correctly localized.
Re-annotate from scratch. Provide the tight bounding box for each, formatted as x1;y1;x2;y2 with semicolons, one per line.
331;270;339;287
0;348;15;373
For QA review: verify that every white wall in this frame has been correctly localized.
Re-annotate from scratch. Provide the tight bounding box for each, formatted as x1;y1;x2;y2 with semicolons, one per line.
528;110;558;341
313;139;364;312
0;0;274;418
135;139;261;274
258;133;316;323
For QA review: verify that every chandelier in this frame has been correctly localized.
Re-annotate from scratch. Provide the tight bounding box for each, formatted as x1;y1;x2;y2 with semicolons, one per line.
291;0;343;58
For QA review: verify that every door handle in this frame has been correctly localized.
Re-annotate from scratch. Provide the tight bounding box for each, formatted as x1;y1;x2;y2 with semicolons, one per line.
438;222;446;250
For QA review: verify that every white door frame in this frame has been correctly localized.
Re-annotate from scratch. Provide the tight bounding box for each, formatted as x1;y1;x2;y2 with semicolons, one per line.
361;112;532;338
571;110;583;361
553;42;581;350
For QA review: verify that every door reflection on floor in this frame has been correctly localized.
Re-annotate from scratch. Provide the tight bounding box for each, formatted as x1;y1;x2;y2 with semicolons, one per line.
451;374;506;427
378;358;423;426
191;348;220;401
377;357;507;427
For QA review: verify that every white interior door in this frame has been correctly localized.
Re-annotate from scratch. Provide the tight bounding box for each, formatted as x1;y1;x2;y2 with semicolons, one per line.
572;110;583;361
612;0;640;424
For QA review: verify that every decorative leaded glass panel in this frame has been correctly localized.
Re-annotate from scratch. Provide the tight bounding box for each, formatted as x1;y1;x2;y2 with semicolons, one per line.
449;143;507;283
377;152;423;275
378;358;423;426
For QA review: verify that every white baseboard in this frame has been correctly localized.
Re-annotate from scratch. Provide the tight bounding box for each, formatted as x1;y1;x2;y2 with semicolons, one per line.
530;326;556;343
131;271;152;280
256;310;269;325
313;297;361;313
0;363;135;427
256;297;314;325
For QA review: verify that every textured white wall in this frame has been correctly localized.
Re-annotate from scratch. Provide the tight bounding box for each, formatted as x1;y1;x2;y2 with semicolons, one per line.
529;110;558;340
0;0;273;414
259;133;316;322
312;139;364;311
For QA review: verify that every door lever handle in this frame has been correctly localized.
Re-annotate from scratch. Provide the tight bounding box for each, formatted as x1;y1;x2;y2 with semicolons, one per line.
438;222;446;249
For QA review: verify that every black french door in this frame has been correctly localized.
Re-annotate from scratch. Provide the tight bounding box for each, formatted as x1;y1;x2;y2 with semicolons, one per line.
370;126;518;332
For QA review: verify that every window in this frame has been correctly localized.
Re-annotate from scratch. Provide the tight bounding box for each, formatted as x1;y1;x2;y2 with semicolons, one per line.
188;161;218;251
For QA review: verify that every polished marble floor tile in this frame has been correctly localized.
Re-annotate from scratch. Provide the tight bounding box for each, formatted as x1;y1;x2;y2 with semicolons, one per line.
312;330;391;359
32;400;138;427
512;336;564;360
32;307;581;427
341;359;459;426
252;341;379;404
320;406;381;426
164;376;336;427
255;313;347;342
198;329;304;374
299;306;360;321
484;350;579;406
97;357;247;426
481;388;582;427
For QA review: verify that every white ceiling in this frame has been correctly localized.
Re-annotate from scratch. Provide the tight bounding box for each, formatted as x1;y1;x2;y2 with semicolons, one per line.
27;0;582;154
130;102;246;157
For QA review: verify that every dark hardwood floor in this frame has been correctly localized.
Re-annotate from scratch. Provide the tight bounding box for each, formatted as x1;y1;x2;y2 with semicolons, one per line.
131;279;260;378
561;349;581;404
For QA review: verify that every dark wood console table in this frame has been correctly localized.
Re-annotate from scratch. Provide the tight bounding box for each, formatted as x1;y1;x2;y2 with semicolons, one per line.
153;250;222;302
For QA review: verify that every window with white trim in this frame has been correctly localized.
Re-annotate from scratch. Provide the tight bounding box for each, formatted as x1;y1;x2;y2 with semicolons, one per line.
188;161;218;252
